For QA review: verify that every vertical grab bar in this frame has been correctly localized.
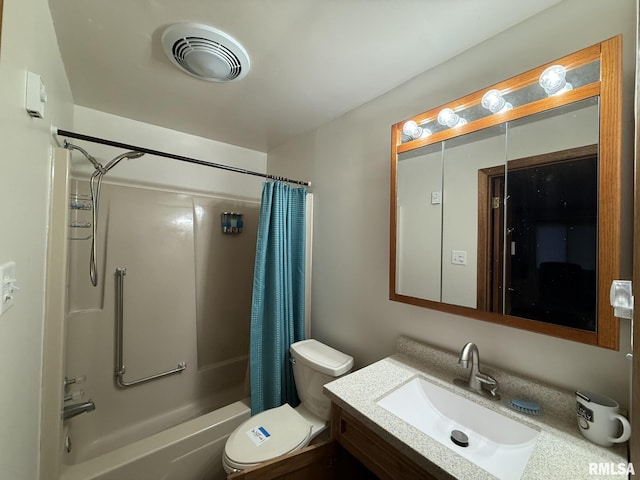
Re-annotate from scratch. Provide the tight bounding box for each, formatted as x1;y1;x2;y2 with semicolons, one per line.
114;267;186;388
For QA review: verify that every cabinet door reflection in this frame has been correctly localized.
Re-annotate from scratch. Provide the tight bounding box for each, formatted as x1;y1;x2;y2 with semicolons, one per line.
479;146;598;332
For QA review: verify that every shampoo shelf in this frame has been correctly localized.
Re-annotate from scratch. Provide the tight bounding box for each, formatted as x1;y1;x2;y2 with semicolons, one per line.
69;194;93;240
70;221;91;228
69;194;92;210
70;201;92;210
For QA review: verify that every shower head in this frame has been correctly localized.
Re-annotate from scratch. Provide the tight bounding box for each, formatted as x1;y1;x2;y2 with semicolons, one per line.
65;141;105;173
103;151;145;172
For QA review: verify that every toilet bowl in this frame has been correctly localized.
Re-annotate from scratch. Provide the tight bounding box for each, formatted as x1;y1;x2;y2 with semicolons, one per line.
222;339;353;473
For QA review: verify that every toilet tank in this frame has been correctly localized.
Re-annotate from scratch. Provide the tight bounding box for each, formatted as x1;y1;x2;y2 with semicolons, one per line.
290;339;354;421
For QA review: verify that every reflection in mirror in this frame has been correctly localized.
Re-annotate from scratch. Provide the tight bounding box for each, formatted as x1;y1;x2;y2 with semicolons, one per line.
390;36;621;349
442;125;506;308
503;98;599;331
396;142;443;301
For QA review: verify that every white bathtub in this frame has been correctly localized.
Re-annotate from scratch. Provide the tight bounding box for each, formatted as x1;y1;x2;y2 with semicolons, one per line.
59;400;250;480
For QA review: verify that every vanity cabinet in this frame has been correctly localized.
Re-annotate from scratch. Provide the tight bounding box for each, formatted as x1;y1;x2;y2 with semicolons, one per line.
227;403;441;480
330;404;443;480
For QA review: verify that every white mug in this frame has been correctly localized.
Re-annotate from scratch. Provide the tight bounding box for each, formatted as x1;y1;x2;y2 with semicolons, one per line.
576;390;631;447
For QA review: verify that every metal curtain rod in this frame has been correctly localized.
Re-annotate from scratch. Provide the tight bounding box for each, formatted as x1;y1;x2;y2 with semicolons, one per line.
53;127;311;187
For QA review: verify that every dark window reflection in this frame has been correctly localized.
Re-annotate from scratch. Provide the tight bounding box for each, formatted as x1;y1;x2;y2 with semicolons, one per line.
506;157;597;331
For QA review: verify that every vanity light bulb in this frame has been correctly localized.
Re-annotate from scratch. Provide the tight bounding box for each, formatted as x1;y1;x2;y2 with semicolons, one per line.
481;89;512;114
437;108;458;128
420;128;432;138
482;90;504;112
539;65;573;96
402;120;423;140
437;108;466;128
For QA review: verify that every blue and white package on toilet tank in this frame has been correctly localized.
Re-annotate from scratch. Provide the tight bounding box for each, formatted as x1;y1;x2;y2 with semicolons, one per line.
246;426;271;446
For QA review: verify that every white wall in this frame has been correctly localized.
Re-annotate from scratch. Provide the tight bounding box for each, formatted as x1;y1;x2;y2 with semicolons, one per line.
72;106;266;198
0;0;74;479
396;146;442;301
441;128;506;308
268;0;636;409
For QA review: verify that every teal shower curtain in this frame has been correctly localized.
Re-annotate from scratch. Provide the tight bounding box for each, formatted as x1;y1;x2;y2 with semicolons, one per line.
250;181;307;415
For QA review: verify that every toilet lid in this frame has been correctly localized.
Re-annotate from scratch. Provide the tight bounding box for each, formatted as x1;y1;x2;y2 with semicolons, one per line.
224;404;312;467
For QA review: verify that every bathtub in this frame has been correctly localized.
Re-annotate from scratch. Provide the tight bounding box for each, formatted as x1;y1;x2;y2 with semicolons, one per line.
59;400;251;480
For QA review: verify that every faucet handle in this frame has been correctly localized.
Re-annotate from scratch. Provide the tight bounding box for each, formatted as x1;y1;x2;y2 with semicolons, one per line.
64;375;86;390
64;390;84;402
476;373;499;397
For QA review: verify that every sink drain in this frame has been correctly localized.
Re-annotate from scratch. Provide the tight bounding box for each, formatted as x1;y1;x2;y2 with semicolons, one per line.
450;429;469;447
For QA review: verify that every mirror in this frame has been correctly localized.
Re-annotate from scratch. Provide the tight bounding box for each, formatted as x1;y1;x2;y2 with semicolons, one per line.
390;36;622;349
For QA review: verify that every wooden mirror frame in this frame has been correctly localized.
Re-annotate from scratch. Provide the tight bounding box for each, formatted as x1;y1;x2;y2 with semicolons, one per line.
390;36;622;350
0;0;3;57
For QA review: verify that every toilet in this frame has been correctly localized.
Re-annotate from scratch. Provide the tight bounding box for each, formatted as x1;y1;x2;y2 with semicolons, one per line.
222;339;354;473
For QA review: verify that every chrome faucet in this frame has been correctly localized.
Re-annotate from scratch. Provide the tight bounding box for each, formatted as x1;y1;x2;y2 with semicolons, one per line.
454;342;500;400
63;400;96;420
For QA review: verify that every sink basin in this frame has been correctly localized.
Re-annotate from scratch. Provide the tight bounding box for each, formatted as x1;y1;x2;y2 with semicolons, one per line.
376;376;539;480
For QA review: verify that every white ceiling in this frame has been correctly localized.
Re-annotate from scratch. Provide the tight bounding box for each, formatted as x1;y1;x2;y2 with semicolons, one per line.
49;0;561;153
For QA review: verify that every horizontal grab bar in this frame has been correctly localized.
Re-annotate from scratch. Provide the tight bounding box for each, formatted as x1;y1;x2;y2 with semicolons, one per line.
114;267;187;388
115;362;187;388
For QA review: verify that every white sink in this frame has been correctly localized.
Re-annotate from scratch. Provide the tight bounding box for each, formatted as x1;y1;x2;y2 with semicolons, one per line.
376;376;540;480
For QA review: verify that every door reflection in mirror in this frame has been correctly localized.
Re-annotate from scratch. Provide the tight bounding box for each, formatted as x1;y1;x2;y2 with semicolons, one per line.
503;98;599;332
481;145;598;331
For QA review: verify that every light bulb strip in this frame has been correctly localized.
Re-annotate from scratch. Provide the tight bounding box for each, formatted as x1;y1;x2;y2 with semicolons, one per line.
398;52;600;146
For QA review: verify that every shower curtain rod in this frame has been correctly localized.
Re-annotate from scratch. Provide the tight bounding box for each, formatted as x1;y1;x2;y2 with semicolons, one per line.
53;127;311;187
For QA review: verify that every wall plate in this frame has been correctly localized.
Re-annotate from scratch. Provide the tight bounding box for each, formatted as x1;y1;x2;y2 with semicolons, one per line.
0;261;17;316
451;250;467;266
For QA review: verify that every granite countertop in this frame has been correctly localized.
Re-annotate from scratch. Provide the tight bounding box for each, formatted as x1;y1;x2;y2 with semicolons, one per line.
324;336;628;480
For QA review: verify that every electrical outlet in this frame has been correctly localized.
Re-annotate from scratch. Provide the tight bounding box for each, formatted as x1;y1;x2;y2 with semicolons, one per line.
451;250;467;266
0;261;17;316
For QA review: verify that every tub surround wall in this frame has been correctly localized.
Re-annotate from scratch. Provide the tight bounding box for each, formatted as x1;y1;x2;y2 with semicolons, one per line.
41;104;268;476
267;0;636;409
64;180;258;464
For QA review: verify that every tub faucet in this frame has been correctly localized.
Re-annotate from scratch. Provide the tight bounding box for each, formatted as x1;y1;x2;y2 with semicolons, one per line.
454;342;500;400
63;400;96;420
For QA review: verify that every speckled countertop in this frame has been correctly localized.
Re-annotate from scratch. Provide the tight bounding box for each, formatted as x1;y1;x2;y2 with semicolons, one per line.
324;336;628;480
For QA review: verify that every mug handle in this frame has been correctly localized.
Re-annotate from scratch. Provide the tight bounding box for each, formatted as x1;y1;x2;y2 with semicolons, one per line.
608;413;632;443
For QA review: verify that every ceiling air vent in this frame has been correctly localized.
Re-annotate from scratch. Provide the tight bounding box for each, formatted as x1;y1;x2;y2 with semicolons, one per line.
161;23;250;82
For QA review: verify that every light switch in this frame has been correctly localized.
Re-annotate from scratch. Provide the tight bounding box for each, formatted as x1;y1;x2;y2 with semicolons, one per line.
431;191;442;205
0;261;17;316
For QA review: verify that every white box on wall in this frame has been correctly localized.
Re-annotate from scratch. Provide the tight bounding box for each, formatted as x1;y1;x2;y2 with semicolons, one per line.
26;71;47;118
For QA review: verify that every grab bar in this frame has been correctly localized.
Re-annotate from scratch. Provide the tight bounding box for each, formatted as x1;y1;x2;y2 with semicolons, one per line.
114;267;187;388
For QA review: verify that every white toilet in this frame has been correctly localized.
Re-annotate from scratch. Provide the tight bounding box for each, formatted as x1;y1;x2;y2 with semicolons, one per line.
222;339;354;473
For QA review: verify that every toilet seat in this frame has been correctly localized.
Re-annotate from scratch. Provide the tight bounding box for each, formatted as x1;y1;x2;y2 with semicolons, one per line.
223;404;312;471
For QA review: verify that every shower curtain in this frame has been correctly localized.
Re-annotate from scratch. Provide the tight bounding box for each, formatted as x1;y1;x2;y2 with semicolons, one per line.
250;181;307;415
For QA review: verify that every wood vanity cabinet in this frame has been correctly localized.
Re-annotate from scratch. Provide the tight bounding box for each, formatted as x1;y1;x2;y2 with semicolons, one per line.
227;403;442;480
330;404;442;480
